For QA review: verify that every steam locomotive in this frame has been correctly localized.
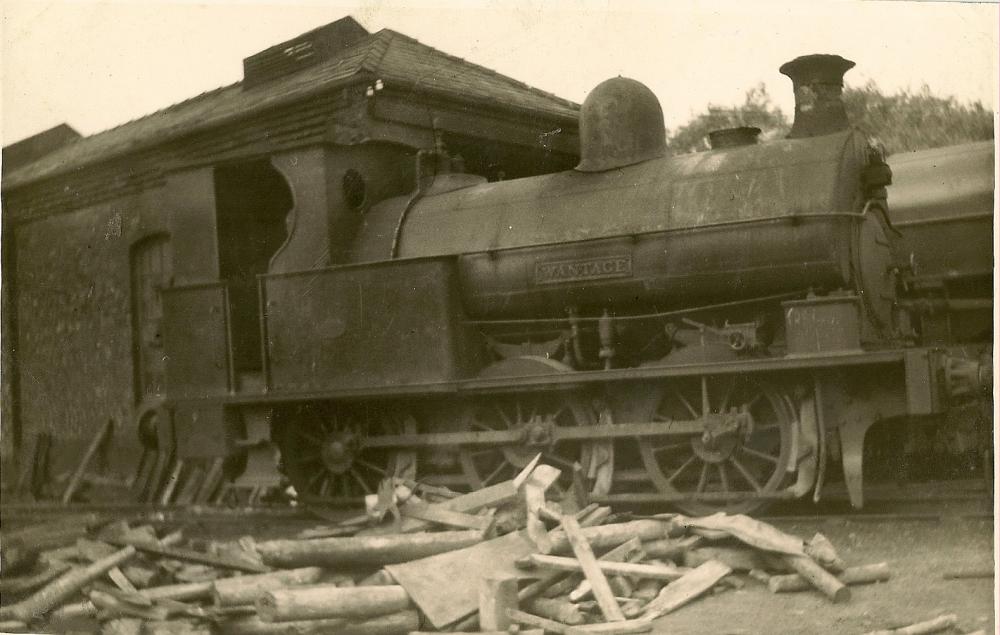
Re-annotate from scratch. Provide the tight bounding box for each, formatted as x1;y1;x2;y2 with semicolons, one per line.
149;53;993;515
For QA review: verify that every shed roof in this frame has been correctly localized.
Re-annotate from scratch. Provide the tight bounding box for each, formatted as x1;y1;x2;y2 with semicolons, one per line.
3;26;579;190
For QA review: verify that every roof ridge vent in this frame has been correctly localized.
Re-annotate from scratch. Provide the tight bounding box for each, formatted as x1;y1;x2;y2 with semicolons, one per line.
242;16;369;88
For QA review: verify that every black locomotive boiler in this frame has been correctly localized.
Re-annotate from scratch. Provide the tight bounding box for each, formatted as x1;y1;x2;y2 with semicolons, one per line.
154;53;993;515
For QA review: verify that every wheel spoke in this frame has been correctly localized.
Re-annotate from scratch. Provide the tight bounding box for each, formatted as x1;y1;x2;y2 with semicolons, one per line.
669;387;699;419
717;380;735;412
494;405;513;429
349;468;372;495
667;455;697;484
318;477;331;497
729;456;763;493
695;461;710;492
515;400;523;425
742;446;780;464
543;453;575;470
549;405;567;424
717;463;730;492
355;458;388;477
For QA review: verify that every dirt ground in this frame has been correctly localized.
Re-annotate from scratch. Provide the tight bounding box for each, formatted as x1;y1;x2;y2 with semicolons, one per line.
646;514;995;635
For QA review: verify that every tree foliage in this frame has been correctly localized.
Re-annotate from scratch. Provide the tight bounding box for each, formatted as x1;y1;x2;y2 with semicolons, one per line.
844;82;994;154
666;81;993;156
665;84;789;155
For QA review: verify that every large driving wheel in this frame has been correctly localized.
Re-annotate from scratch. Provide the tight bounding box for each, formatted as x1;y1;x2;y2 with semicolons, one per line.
639;375;794;515
276;403;417;504
457;390;596;490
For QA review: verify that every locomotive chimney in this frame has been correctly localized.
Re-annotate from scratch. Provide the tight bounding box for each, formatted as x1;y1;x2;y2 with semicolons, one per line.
780;54;855;138
708;126;761;149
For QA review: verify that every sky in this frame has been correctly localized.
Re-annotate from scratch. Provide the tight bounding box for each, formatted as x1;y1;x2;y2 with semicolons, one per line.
1;0;998;146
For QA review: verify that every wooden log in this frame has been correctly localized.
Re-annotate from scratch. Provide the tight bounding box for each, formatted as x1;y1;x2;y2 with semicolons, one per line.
359;481;518;536
89;589;170;621
768;562;891;593
804;532;846;573
507;608;576;634
105;539;269;573
640;559;731;621
548;520;670;555
399;503;492;531
195;457;225;504
0;561;71;594
524;597;585;625
0;545;135;622
682;545;769;572
142;581;215;601
478;575;518;630
256;530;482;568
0;621;28;633
5;523;90;552
862;613;958;635
49;600;97;621
569;620;653;634
101;619;143;635
782;554;850;603
218;609;420;635
559;514;624;622
257;585;412;622
212;567;324;606
530;554;686;581
62;418;114;504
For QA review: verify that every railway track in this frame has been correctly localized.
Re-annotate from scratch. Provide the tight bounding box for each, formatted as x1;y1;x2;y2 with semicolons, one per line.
2;478;991;529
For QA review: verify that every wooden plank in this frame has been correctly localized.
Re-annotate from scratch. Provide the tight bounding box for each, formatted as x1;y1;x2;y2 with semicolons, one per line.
358;481;518;536
559;514;624;622
400;503;491;531
385;529;540;629
530;554;686;581
640;559;731;621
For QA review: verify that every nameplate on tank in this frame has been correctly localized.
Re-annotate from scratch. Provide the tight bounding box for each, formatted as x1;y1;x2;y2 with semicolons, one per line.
534;255;633;285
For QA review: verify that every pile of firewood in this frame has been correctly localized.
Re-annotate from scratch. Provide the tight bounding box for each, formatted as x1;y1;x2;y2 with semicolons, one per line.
0;457;896;634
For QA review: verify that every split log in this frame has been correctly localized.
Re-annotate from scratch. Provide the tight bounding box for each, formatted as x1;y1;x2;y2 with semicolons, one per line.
768;562;891;594
399;503;492;531
0;545;135;622
681;514;805;556
641;536;699;562
48;600;97;621
478;575;518;630
220;609;420;634
90;589;170;621
524;597;585;625
212;567;324;606
359;481;518;536
0;561;71;595
105;539;269;573
782;554;850;603
862;613;958;635
257;584;412;622
640;559;731;621
549;520;672;554
256;530;481;568
559;514;624;622
530;554;686;581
